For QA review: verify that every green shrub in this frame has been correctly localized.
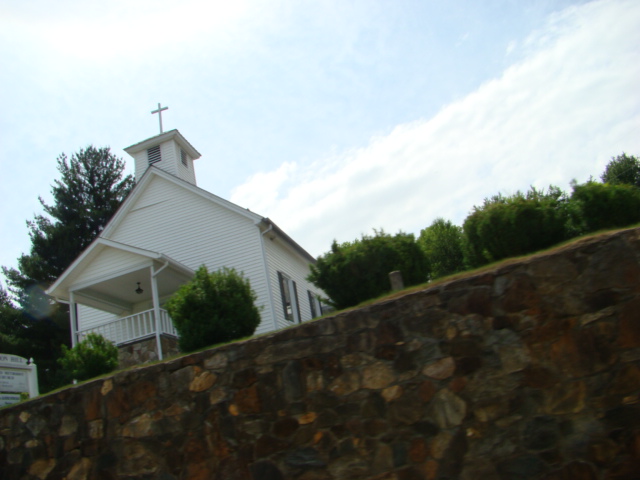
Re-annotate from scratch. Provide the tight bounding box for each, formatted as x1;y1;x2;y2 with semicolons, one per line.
58;333;118;382
165;266;261;353
463;186;571;266
417;218;466;279
569;180;640;233
308;230;429;310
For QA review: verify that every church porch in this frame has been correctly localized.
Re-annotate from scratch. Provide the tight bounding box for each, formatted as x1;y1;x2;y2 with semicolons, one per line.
46;239;194;362
76;308;177;346
67;255;192;361
77;308;181;367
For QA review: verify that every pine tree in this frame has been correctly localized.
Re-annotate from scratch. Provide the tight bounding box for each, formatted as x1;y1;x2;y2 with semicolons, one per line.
2;146;134;392
4;146;134;294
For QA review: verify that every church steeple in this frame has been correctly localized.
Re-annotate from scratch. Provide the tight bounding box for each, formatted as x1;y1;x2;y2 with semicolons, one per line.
124;129;201;185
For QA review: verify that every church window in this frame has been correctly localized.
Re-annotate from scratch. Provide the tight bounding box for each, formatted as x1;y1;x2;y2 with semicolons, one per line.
308;290;322;318
278;272;300;323
147;145;161;165
181;149;188;167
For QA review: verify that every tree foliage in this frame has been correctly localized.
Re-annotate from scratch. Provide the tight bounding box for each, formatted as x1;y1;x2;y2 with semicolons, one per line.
0;284;70;390
2;146;134;392
569;180;640;233
165;266;261;353
311;152;640;304
308;230;429;310
417;218;466;280
600;153;640;187
58;333;119;382
3;146;134;298
0;286;26;354
462;187;571;266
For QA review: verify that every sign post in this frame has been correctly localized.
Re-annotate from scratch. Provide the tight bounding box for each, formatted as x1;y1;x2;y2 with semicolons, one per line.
0;354;39;407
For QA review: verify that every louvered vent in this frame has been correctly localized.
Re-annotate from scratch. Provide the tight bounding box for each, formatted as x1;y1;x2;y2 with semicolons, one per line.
147;145;161;165
180;149;188;167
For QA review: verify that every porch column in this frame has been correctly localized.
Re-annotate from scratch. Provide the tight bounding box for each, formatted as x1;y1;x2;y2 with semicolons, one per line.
150;266;164;360
69;291;78;347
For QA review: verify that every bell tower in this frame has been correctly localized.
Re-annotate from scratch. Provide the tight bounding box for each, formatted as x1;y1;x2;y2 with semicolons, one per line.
124;104;201;185
124;130;201;185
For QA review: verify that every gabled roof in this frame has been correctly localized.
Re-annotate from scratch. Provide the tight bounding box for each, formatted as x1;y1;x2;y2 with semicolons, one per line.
46;238;193;301
48;165;316;299
105;166;316;262
260;217;315;263
100;165;264;239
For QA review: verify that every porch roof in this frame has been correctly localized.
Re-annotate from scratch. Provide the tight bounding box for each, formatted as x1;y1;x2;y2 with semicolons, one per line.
47;238;194;315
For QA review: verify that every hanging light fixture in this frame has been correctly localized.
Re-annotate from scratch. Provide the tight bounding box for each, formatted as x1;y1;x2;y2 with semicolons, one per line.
135;282;144;295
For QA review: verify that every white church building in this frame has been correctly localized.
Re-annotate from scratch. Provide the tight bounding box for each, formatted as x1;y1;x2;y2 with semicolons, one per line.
47;127;325;365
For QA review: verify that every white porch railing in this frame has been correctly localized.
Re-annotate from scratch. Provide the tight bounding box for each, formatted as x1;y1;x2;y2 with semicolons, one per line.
78;308;178;346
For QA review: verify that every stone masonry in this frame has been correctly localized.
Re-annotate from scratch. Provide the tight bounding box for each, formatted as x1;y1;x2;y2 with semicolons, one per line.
117;334;181;369
1;227;639;479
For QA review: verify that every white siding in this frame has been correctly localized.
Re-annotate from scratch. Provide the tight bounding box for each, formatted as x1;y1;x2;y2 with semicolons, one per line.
133;150;148;182
154;141;178;177
106;175;273;334
263;234;324;330
77;305;118;332
134;139;197;185
73;249;149;287
169;142;197;185
71;170;319;340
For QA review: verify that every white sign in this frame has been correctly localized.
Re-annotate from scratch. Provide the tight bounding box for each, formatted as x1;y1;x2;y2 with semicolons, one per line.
0;354;27;366
0;368;28;392
0;393;21;407
0;354;39;399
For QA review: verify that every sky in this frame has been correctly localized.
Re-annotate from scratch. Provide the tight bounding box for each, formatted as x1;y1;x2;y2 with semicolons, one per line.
1;0;639;287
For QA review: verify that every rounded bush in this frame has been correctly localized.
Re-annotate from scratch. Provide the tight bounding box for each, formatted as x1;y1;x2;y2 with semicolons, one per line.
463;187;571;266
308;230;429;310
570;181;640;233
58;332;119;382
165;266;261;353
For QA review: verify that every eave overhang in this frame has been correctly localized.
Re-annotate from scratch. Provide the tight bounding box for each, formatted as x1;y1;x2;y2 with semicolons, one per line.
124;129;201;160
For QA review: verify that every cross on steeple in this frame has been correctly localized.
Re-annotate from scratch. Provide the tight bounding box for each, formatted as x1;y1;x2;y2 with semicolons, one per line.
151;103;169;134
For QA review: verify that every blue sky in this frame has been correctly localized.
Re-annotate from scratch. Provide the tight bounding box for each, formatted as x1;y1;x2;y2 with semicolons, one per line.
1;0;639;286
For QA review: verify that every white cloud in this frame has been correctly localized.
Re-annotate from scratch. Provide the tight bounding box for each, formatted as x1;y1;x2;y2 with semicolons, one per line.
231;0;640;258
1;0;251;62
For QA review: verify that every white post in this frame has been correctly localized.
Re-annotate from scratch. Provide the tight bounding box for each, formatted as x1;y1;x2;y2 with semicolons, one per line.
27;358;39;398
69;291;78;347
150;266;163;360
389;270;404;291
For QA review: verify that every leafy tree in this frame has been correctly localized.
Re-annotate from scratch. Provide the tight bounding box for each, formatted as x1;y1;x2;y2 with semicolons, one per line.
569;180;640;233
308;230;429;310
58;333;119;382
417;218;466;280
2;146;134;392
165;266;261;353
601;153;640;187
463;186;571;266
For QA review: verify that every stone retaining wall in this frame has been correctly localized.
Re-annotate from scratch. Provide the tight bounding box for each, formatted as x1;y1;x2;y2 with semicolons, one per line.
1;228;639;479
117;334;180;368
